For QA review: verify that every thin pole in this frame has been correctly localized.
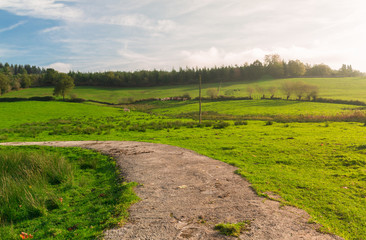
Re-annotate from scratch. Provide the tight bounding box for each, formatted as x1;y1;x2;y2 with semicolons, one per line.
199;74;202;124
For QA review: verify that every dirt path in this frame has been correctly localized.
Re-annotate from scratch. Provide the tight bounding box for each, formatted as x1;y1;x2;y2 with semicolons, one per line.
1;141;343;240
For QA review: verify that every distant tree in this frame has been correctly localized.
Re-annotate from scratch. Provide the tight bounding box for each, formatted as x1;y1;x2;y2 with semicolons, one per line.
287;60;306;77
0;73;10;95
20;73;32;88
264;54;285;78
246;86;254;98
268;86;278;98
206;88;218;99
10;77;21;90
293;81;307;100
248;60;264;80
53;73;75;100
305;84;319;101
43;68;59;86
281;81;294;100
306;64;332;77
255;85;266;98
283;81;319;100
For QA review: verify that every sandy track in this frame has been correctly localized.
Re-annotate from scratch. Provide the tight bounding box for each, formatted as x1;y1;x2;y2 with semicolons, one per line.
0;141;343;240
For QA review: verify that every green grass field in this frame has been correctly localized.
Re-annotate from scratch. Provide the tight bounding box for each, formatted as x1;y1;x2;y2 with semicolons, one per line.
1;80;366;239
2;77;366;103
148;99;362;117
0;101;122;129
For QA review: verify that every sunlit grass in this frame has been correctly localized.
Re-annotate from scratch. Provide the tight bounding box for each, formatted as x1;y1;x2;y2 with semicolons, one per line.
1;77;366;103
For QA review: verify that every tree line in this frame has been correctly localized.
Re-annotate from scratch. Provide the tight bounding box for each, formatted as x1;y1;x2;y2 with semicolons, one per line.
0;54;364;96
68;55;363;88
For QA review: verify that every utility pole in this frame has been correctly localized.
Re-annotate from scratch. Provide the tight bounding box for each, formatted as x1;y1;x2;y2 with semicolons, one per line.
199;74;202;124
217;78;222;96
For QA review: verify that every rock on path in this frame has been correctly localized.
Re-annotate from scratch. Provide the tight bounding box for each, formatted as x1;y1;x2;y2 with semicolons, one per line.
0;141;343;240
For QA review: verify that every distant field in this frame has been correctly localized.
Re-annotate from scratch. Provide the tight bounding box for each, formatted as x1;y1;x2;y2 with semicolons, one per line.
149;99;362;117
1;77;366;103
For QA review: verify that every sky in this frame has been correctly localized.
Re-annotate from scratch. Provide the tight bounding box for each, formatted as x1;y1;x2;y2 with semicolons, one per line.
0;0;365;73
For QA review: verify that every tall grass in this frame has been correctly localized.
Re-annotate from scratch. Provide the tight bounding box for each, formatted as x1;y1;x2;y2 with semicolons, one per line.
0;150;72;224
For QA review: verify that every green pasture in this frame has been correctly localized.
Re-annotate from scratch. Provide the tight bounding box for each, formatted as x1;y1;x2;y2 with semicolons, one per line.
1;77;366;103
149;99;362;117
1;96;366;239
0;101;122;128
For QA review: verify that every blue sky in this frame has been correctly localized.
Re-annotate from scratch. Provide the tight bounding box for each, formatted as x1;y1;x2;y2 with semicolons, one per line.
0;0;365;72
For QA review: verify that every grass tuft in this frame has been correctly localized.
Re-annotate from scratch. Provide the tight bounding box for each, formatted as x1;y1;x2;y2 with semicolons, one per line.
214;220;251;237
0;146;139;240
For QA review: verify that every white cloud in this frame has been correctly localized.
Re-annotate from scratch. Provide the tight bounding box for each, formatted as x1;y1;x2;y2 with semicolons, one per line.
98;14;176;32
0;0;83;20
0;21;27;33
40;26;64;33
45;62;72;73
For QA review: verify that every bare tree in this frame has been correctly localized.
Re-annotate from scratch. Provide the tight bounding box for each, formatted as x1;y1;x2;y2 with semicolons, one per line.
294;81;307;100
305;85;319;101
246;86;254;99
281;81;294;100
255;85;266;99
268;86;278;99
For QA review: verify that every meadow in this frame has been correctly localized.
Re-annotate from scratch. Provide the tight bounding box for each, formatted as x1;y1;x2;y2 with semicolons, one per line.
148;99;363;119
1;81;366;239
2;77;366;103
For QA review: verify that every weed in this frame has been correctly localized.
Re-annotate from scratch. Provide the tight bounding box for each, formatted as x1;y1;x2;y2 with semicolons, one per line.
214;220;251;237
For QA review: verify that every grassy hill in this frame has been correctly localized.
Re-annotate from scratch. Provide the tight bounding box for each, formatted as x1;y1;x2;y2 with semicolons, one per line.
1;77;366;103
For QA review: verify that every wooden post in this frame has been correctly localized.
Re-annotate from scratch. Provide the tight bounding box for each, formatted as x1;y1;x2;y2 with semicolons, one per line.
199;74;202;124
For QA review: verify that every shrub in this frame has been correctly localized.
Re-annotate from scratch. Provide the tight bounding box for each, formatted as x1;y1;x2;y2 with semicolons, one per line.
206;88;218;99
234;120;248;126
182;93;191;100
213;121;230;129
265;121;273;126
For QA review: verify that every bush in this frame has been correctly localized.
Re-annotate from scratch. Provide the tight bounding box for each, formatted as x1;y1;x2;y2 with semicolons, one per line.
234;120;248;126
206;88;218;99
28;96;55;101
182;93;191;100
213;121;230;129
265;121;273;126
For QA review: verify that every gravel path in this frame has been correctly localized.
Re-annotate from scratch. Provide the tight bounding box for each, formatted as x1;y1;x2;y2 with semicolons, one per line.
0;141;343;240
